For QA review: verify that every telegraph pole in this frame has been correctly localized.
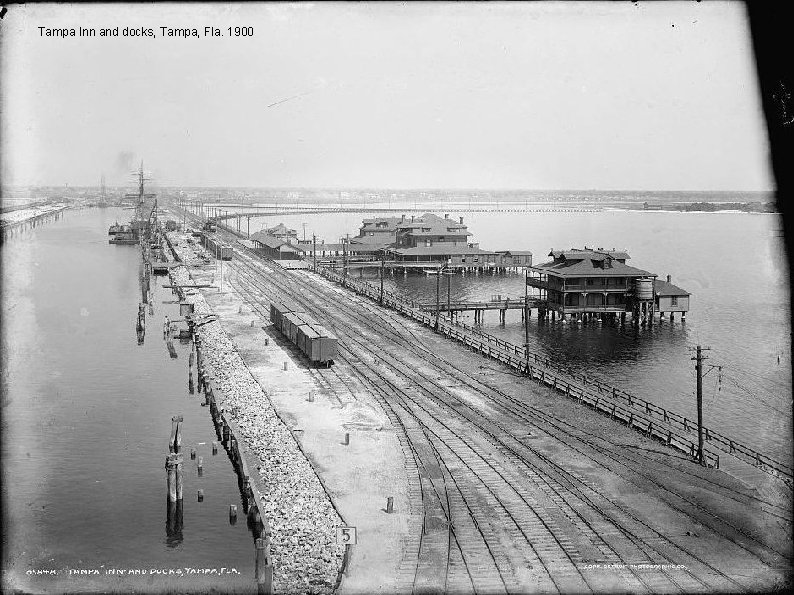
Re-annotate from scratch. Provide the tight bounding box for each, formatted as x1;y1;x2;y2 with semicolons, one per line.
379;251;385;305
525;269;530;371
691;345;711;465
446;265;451;320
343;234;349;286
435;265;441;331
313;234;317;273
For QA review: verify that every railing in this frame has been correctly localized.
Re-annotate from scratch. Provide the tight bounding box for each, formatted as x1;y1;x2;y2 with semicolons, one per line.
309;263;793;484
559;305;627;313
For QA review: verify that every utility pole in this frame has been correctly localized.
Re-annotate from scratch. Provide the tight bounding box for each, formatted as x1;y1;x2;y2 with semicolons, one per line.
446;263;452;320
525;269;530;371
691;345;711;466
313;234;317;273
435;264;441;331
379;251;385;305
342;235;346;286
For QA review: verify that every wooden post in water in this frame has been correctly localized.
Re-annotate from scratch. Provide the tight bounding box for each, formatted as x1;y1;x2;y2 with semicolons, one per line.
255;537;273;595
165;453;183;502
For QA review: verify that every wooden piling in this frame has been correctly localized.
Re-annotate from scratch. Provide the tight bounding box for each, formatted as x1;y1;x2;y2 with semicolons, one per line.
170;416;183;454
386;496;394;513
343;432;350;445
255;537;273;594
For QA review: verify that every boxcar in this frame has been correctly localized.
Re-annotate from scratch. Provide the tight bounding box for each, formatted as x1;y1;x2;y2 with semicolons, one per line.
296;324;318;357
310;324;338;365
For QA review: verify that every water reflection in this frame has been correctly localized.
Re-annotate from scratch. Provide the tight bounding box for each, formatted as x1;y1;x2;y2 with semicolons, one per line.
165;498;184;548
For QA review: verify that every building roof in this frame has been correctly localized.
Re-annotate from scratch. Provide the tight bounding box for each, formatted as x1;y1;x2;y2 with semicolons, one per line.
533;257;652;278
360;216;403;230
250;231;300;251
396;213;468;233
549;248;630;261
389;245;494;256
495;250;533;256
265;223;297;235
654;279;690;296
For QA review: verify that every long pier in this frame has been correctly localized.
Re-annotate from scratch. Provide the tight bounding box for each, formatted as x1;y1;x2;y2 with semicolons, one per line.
196;204;602;223
416;298;539;312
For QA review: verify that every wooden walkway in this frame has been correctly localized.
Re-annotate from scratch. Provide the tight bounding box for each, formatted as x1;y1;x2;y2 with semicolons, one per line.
416;299;542;312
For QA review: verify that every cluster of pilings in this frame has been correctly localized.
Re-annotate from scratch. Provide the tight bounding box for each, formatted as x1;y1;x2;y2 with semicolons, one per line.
520;307;684;327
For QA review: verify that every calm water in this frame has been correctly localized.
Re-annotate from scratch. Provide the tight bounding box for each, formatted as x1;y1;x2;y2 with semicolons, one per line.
1;208;257;593
257;207;792;465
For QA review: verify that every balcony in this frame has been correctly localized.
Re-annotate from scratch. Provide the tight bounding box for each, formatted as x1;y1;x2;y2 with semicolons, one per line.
563;284;629;292
559;305;629;313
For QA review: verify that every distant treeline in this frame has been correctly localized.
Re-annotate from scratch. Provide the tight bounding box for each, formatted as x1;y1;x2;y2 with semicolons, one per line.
644;201;777;213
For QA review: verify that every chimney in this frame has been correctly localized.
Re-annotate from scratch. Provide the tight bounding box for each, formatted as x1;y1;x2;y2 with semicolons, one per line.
459;216;464;225
401;214;405;222
667;274;671;283
411;215;414;222
444;213;449;219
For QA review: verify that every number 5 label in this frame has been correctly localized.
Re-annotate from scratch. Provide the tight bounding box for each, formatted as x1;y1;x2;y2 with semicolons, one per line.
336;526;357;545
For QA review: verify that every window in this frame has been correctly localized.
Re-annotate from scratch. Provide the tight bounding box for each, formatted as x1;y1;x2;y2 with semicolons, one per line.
586;279;594;286
671;296;678;306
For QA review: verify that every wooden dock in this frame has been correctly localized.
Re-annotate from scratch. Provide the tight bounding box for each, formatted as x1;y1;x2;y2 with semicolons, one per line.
415;298;542;312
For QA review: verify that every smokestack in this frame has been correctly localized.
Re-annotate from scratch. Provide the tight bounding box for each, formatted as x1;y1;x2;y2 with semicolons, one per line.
667;274;671;283
459;216;464;224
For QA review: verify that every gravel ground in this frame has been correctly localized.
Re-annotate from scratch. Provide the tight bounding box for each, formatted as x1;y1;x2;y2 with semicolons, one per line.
169;256;346;594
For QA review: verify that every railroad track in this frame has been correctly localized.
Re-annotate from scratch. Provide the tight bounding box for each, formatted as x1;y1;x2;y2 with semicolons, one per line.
178;211;790;592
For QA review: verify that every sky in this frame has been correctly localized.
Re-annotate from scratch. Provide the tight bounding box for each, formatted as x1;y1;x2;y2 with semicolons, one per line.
0;2;775;191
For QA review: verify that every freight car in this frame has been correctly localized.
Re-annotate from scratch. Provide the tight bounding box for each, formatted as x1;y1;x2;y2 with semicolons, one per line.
201;233;233;260
269;302;337;366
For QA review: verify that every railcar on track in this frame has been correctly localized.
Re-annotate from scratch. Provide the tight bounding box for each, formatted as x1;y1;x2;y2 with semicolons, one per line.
270;301;337;366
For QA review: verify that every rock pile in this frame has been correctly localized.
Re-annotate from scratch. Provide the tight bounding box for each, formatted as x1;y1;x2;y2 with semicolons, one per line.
172;265;345;594
166;231;212;266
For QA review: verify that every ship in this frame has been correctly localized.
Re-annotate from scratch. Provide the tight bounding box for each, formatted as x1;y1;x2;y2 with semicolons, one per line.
108;162;158;245
97;174;109;208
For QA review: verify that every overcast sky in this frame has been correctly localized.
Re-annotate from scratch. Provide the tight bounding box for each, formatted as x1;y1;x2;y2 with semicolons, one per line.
0;2;774;191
